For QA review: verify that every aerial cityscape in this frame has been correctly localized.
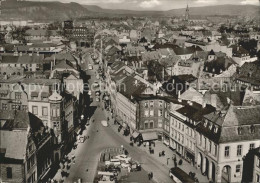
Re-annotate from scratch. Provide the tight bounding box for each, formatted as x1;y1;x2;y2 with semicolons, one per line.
0;0;260;183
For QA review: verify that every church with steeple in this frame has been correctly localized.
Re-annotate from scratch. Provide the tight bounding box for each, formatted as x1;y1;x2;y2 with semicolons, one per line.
185;4;190;21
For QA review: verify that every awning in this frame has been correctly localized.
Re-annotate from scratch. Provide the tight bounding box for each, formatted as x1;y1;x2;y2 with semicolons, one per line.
31;92;39;97
132;131;140;139
142;132;158;141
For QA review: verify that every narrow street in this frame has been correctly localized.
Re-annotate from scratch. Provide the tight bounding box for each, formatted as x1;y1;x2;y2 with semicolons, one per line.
62;52;174;183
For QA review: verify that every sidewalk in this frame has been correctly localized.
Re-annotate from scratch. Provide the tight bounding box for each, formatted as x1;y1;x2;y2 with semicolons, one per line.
52;118;93;182
103;108;209;183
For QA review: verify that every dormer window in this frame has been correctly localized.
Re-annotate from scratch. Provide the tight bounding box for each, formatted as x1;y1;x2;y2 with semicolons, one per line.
209;123;213;130
238;127;242;135
250;125;255;134
204;121;207;127
214;126;218;133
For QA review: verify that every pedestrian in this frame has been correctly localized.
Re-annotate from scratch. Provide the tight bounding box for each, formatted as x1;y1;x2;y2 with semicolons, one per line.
151;172;153;179
174;160;177;167
148;173;151;180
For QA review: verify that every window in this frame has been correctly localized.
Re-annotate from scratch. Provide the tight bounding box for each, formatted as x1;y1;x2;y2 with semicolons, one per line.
6;167;12;179
158;119;162;128
32;106;38;115
144;102;148;108
159;101;163;107
250;125;255;134
236;165;241;173
150;121;154;128
256;174;260;183
53;122;59;128
15;92;22;100
257;158;260;168
204;137;206;148
150;101;154;108
158;109;163;117
22;105;28;111
52;109;56;117
144;110;149;117
2;103;7;110
237;145;242;156
209;141;212;153
150;110;154;117
214;144;217;156
42;107;48;116
238;127;242;135
250;143;255;150
144;122;149;129
225;146;230;157
57;108;60;117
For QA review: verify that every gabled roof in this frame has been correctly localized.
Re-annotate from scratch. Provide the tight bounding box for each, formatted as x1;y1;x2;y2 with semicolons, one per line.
118;75;147;101
53;60;76;70
198;105;260;144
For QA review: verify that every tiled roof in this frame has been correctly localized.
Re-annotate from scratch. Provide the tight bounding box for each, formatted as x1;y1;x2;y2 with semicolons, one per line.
233;61;260;86
0;130;27;160
177;103;215;122
198;105;260;144
161;75;192;97
26;29;59;36
0;54;44;64
118;75;147;100
22;78;60;86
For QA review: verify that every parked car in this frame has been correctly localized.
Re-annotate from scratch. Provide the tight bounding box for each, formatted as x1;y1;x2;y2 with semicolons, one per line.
88;64;93;70
78;136;86;143
121;162;130;168
115;154;131;162
101;120;108;127
93;81;99;88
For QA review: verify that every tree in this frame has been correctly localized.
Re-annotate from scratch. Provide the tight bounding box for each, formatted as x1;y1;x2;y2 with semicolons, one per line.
45;30;52;40
11;27;30;43
0;33;5;44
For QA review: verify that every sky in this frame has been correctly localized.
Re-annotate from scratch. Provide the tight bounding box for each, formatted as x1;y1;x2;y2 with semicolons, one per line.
31;0;260;10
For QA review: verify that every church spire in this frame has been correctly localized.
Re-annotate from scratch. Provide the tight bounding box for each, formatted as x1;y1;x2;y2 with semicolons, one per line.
185;3;190;21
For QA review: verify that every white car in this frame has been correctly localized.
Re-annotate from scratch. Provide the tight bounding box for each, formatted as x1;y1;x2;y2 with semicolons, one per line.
93;82;99;88
88;64;93;70
121;162;130;168
115;155;131;162
101;120;108;127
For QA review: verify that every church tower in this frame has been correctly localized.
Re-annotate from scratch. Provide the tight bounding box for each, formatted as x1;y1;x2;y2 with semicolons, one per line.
185;4;190;21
